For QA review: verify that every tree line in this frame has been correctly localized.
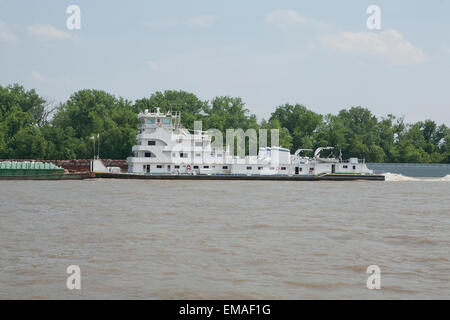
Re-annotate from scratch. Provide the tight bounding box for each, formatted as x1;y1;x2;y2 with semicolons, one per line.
0;83;449;163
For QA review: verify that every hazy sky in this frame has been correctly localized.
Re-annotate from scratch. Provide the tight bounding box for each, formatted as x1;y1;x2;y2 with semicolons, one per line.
1;0;449;124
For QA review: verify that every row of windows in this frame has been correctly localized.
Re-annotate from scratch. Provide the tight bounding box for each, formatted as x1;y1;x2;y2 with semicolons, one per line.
144;163;291;170
143;151;227;161
145;140;218;148
142;162;356;171
144;165;360;172
145;165;229;170
145;118;171;125
245;166;287;170
173;152;223;158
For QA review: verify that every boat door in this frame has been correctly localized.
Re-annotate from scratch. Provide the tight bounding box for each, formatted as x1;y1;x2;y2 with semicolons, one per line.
295;167;299;174
331;164;335;173
145;165;150;173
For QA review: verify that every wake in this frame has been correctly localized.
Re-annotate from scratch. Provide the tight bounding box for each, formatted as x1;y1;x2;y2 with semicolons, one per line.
383;173;450;182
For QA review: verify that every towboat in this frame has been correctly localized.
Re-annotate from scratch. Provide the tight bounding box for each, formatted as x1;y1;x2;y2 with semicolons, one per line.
123;108;383;181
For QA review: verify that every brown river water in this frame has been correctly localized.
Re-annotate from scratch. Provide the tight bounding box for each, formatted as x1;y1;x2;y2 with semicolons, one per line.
0;178;449;299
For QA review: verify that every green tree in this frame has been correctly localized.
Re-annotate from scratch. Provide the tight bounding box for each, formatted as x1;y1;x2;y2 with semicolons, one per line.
7;126;47;159
269;104;323;151
0;83;448;164
51;89;138;159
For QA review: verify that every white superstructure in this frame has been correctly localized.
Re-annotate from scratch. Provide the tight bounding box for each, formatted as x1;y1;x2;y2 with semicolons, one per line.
127;109;373;176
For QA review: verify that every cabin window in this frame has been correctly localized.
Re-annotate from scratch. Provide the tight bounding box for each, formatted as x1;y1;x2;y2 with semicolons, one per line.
179;152;188;158
148;140;156;146
281;167;286;170
270;167;274;170
246;166;252;170
309;168;314;171
145;118;155;124
203;166;209;169
258;166;263;170
193;166;199;169
195;153;201;157
352;165;356;170
195;142;202;147
222;166;228;169
174;165;180;169
299;167;303;172
217;154;222;157
343;165;348;168
156;165;163;169
162;118;171;125
156;118;161;123
144;152;155;158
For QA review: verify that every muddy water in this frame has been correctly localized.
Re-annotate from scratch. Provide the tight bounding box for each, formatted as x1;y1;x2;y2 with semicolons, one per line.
0;178;449;299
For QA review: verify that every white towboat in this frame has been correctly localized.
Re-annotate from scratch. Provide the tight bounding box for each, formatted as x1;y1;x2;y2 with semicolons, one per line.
126;108;375;178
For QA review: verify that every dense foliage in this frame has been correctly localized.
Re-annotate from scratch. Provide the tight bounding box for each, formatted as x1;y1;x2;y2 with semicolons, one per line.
0;84;448;163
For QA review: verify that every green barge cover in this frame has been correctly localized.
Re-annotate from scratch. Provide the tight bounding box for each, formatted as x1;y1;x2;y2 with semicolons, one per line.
0;161;64;176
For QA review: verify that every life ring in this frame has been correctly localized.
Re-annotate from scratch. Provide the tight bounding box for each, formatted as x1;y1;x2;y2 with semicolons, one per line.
157;122;162;127
276;166;280;171
186;164;191;171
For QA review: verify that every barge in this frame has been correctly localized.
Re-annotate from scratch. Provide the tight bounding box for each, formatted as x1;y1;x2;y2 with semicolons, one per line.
0;161;93;180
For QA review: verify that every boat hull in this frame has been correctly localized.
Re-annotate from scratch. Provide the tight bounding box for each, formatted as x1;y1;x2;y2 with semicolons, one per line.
94;172;385;181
